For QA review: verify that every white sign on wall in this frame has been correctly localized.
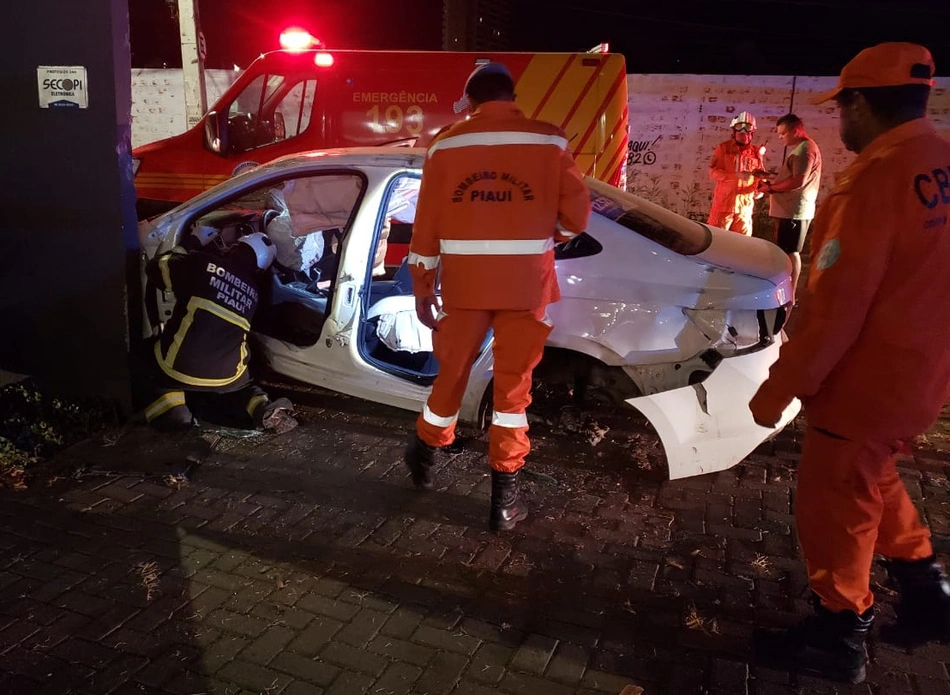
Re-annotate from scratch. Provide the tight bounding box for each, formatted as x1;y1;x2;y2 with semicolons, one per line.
37;66;88;109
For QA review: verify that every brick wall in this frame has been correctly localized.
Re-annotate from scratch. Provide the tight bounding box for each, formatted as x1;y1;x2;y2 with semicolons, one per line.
131;68;239;149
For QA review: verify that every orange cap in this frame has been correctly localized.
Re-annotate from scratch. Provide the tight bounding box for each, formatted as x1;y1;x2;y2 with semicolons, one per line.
812;42;935;104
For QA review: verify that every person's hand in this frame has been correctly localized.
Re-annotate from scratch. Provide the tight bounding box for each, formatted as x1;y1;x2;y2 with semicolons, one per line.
751;168;775;179
748;387;791;429
756;179;772;194
415;295;442;331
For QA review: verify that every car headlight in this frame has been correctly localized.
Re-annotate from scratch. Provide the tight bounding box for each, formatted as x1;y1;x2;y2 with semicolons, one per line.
132;157;141;177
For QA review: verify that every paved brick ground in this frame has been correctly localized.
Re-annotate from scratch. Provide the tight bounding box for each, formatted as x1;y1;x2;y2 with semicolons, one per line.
1;377;949;695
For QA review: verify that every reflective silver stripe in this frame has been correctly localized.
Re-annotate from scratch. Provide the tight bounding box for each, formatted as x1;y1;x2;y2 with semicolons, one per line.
492;411;528;428
428;131;568;157
423;403;458;428
541;313;553;327
145;391;186;421
407;252;440;270
440;238;555;256
556;222;579;238
246;394;268;418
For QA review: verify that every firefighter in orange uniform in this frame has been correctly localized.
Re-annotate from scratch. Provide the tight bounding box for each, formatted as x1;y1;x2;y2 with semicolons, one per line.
403;62;591;531
707;111;766;235
749;43;950;683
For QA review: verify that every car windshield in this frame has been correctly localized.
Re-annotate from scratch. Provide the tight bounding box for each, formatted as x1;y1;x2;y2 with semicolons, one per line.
587;178;711;256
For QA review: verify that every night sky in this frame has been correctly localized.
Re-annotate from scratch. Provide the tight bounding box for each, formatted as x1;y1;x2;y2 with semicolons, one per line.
130;0;950;77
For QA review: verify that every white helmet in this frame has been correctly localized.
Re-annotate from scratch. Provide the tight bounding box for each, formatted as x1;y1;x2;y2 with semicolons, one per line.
730;111;757;132
237;232;276;271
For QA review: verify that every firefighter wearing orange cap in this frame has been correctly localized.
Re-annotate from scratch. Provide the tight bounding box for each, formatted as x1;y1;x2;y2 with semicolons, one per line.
403;61;591;532
750;43;950;683
707;111;766;235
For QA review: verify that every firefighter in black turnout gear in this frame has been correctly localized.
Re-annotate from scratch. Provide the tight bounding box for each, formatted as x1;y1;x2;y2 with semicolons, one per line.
142;227;298;433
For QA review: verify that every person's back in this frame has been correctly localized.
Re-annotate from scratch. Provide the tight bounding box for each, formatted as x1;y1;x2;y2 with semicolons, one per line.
148;237;262;385
806;122;950;439
420;102;587;311
404;61;590;532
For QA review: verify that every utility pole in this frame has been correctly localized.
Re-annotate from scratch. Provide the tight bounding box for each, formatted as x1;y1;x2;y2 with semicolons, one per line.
177;0;207;129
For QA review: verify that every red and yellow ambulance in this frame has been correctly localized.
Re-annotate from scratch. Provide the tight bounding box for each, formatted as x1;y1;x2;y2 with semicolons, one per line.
133;32;629;218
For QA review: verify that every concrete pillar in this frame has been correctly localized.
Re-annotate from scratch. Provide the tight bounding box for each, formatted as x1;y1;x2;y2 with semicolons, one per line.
177;0;207;129
0;0;137;409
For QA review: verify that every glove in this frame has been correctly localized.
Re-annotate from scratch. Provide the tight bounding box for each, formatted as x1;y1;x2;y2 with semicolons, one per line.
192;225;220;247
748;385;793;429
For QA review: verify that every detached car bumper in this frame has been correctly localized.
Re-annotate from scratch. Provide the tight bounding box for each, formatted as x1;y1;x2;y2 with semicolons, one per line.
626;338;800;479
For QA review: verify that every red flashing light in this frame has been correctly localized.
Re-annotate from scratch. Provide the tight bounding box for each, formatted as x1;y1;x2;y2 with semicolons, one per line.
314;52;334;67
280;27;319;52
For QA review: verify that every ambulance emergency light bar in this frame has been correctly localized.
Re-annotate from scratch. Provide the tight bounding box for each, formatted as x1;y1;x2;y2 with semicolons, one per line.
278;27;334;66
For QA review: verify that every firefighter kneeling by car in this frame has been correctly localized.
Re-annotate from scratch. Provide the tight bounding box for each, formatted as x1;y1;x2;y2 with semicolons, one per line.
141;227;298;434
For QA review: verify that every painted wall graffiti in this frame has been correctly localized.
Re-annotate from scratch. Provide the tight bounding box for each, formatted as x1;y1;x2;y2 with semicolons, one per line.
627;136;660;166
625;73;950;236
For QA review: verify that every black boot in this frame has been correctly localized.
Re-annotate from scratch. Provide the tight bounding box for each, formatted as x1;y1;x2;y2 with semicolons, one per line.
753;596;872;683
260;397;298;434
489;469;528;532
881;555;950;647
404;434;436;490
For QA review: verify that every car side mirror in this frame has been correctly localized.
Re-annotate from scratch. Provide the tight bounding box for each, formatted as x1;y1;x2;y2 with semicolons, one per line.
203;110;230;156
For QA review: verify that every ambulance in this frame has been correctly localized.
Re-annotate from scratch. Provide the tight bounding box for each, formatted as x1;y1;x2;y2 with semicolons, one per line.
132;30;629;219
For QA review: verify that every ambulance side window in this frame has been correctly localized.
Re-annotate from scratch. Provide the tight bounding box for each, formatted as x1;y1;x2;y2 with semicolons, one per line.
226;74;317;154
275;80;317;139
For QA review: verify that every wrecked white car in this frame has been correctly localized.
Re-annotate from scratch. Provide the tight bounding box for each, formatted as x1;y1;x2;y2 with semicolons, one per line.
139;148;799;479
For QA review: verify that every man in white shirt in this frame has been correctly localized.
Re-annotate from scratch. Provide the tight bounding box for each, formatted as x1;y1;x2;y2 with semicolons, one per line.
760;114;823;297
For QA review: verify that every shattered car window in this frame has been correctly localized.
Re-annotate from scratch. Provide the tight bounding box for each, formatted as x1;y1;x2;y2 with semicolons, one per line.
587;178;712;256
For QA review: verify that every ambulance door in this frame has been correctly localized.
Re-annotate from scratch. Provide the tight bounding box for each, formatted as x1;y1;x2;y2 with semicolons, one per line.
512;53;628;187
207;71;324;185
329;55;463;148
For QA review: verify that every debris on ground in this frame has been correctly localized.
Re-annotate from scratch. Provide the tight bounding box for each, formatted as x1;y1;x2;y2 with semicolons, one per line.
164;473;189;490
523;469;559;486
588;422;610;446
136;561;160;602
685;602;719;635
0;380;119;489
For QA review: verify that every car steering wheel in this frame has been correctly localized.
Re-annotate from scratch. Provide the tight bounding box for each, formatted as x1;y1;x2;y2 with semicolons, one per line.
261;208;280;232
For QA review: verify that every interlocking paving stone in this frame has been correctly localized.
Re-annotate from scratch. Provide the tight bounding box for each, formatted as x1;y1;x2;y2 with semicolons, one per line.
270;651;340;686
0;393;947;695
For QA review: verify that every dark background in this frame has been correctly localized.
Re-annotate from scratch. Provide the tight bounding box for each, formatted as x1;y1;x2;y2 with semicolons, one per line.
131;0;950;76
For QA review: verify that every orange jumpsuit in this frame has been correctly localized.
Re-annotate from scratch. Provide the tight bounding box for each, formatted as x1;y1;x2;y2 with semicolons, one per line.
750;118;950;615
409;100;591;473
708;139;764;235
